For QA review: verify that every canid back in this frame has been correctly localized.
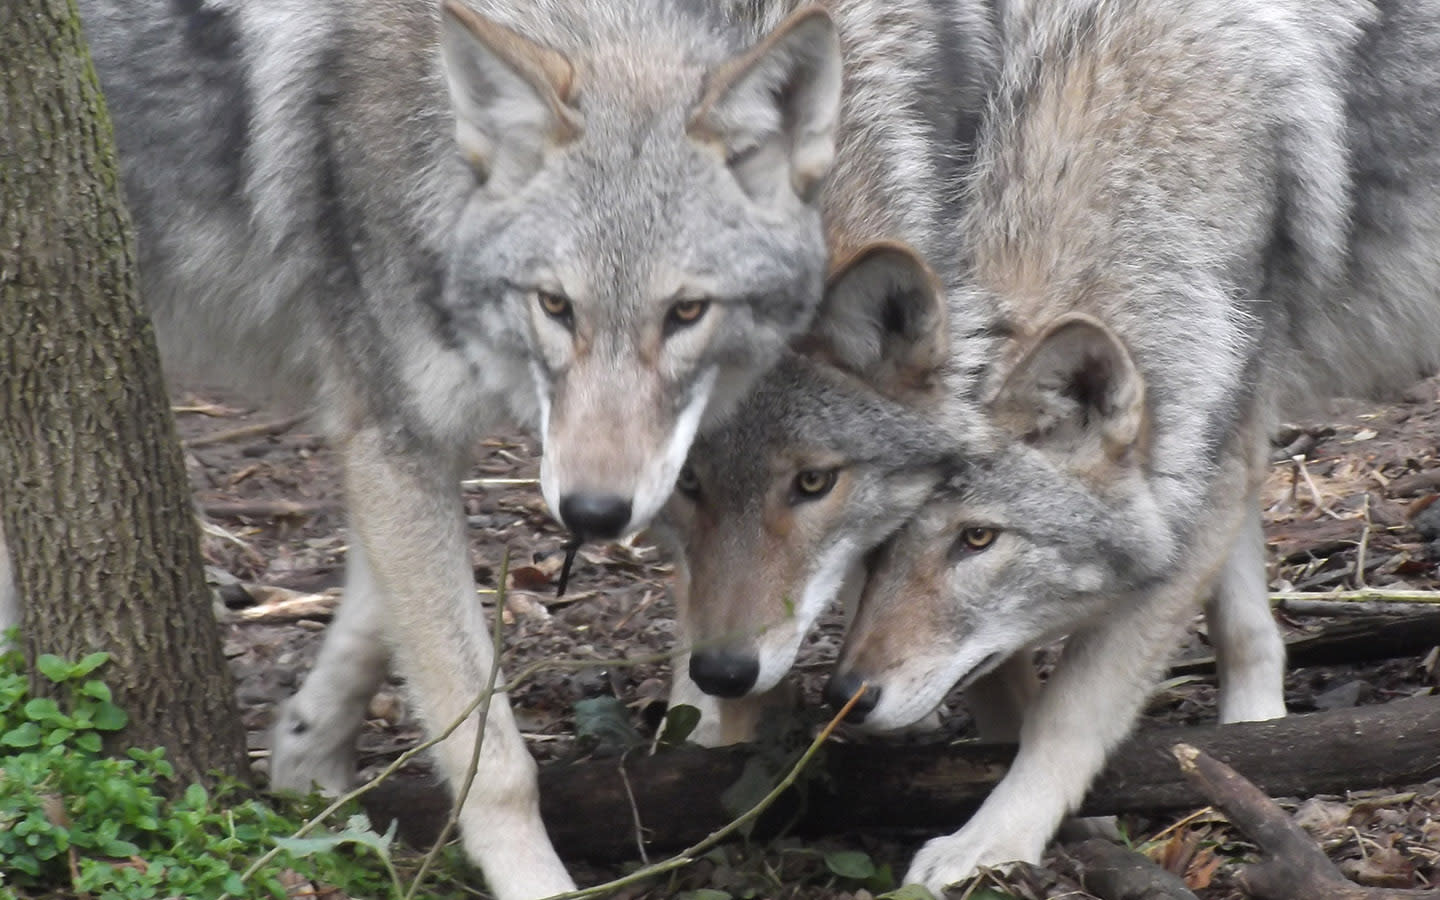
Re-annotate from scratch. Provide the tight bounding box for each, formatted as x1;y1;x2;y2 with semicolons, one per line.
960;0;1440;517
78;0;997;433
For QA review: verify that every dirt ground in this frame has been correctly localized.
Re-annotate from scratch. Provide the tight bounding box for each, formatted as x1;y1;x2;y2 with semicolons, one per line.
178;378;1440;900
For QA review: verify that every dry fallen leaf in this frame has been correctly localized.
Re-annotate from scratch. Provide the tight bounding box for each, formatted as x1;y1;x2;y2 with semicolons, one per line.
1185;845;1222;890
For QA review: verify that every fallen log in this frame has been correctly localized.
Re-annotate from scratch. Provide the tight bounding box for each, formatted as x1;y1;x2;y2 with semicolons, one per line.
1170;612;1440;676
1174;744;1440;899
360;695;1440;861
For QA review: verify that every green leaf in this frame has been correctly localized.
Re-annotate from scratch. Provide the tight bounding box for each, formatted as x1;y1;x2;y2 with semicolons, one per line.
865;862;897;893
184;783;209;809
825;850;877;880
878;886;939;900
658;703;702;746
275;814;396;859
572;696;642;752
42;726;74;747
719;754;785;838
24;697;61;721
72;652;110;677
80;680;112;702
36;654;71;682
90;701;128;731
75;731;102;753
2;721;41;747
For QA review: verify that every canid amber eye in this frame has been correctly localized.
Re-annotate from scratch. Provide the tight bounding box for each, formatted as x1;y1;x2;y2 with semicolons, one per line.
676;464;701;498
791;468;837;501
959;527;997;551
537;290;573;324
665;298;710;334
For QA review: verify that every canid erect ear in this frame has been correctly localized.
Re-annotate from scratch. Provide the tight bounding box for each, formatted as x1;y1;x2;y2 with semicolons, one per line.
990;314;1147;467
801;242;948;399
439;0;580;190
689;6;842;205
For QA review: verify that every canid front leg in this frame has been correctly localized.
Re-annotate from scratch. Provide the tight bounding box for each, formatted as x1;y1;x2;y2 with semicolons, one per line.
1205;498;1286;723
0;520;18;633
270;539;392;793
905;548;1229;892
342;429;573;900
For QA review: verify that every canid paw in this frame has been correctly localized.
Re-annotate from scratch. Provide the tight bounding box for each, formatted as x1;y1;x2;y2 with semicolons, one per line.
903;826;1045;896
462;809;576;900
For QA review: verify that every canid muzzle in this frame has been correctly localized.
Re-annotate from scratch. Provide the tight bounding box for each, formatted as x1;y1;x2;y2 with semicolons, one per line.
539;364;716;539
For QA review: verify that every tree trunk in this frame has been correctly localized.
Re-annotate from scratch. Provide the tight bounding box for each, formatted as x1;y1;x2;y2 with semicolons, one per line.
0;0;246;786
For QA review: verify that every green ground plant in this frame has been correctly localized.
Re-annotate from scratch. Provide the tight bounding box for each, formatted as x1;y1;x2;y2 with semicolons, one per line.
0;631;472;900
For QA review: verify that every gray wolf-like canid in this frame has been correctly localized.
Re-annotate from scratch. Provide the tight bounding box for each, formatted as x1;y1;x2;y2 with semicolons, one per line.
0;0;999;896
669;0;1440;890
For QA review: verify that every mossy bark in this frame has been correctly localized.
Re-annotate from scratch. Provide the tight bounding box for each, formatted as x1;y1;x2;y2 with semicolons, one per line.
0;0;247;786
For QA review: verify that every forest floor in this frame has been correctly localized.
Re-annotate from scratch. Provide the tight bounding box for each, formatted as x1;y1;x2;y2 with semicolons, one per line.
177;377;1440;900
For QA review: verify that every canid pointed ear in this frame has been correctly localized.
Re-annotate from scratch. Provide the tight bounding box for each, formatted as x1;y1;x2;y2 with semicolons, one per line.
689;6;842;205
990;314;1147;466
439;0;580;190
802;243;948;398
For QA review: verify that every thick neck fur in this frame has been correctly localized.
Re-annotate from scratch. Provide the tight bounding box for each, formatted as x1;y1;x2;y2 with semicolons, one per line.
933;0;1378;540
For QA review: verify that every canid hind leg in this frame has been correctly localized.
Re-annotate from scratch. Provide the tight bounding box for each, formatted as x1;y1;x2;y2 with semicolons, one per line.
270;538;392;793
1205;499;1286;723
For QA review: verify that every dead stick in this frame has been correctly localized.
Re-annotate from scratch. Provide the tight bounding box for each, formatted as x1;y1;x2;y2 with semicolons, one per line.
1276;600;1440;617
183;413;305;448
1070;838;1199;900
200;499;336;519
1172;744;1440;900
1271;589;1440;605
1169;612;1440;676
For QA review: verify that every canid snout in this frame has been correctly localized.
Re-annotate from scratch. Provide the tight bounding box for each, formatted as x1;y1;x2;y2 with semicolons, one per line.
689;649;760;698
558;492;632;540
823;669;879;722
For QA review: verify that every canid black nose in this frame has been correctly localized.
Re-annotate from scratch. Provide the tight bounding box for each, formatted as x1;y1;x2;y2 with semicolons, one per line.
689;650;760;698
824;670;879;723
558;493;632;540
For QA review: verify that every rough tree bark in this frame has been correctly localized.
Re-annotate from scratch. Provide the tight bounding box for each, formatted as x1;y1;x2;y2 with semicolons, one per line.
0;0;246;785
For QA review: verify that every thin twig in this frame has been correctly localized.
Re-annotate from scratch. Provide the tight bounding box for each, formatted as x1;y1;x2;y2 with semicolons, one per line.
460;477;540;489
201;499;336;520
618;747;650;865
1270;589;1440;605
224;640;701;898
183;413;305;448
1355;495;1372;590
1142;805;1220;847
404;551;511;899
1292;455;1344;520
535;684;871;900
612;589;658;634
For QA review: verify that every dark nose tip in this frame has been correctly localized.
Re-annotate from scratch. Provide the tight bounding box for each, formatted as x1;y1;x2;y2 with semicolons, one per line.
689;650;760;698
558;493;632;540
824;670;879;723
